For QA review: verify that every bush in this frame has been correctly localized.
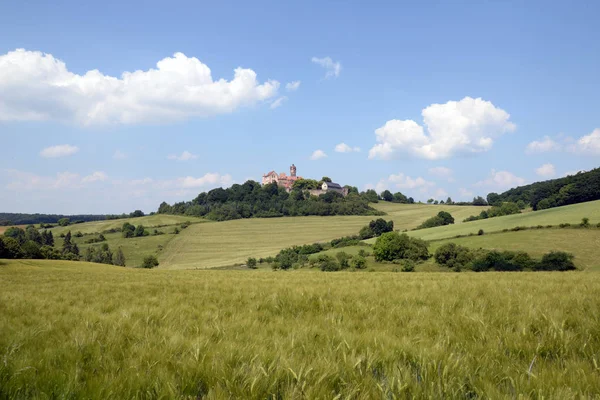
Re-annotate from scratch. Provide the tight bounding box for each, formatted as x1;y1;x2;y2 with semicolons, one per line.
416;211;455;230
351;256;367;269
434;243;474;269
313;254;340;271
141;255;159;269
358;226;374;240
181;221;191;229
478;229;484;236
357;249;370;257
335;252;351;269
535;251;576;271
122;222;135;238
581;217;590;227
246;257;257;269
401;260;415;272
559;223;571;228
373;232;429;262
173;227;180;235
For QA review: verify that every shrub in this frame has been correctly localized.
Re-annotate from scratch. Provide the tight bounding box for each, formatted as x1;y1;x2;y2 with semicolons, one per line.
357;249;370;257
313;254;340;272
358;226;374;240
559;223;571;228
434;243;474;269
478;229;484;236
534;251;576;271
373;232;429;262
112;247;126;266
173;227;180;235
401;260;415;272
181;221;191;229
122;223;135;238
581;217;590;227
470;250;526;272
246;257;257;269
141;255;159;269
416;211;455;230
351;256;367;269
335;252;351;269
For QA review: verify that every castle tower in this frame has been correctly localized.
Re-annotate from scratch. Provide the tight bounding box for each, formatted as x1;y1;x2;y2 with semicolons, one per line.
290;164;297;177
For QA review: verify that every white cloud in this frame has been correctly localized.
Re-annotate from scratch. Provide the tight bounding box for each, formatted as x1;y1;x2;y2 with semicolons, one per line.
369;97;516;160
270;96;288;109
568;128;600;155
334;142;361;153
526;136;561;154
285;81;301;91
535;163;556;178
311;56;342;78
4;169;106;190
167;150;198;161
475;169;526;190
310;149;327;160
82;171;108;183
562;170;585;177
428;166;454;182
0;49;280;125
387;173;435;189
39;144;79;158
113;150;127;160
176;173;233;188
458;188;473;198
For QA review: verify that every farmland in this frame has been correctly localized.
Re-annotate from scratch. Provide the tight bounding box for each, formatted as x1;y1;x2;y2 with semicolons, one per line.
1;260;599;398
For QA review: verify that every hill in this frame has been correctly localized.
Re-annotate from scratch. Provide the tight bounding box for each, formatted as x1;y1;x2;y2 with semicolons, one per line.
488;167;600;210
159;203;486;269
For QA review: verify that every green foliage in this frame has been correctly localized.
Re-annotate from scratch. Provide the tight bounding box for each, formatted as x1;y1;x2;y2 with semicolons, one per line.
130;210;145;218
464;202;520;222
381;190;393;202
535;251;576;271
351;255;367;269
173;227;180;234
141;255;159;269
358;226;374;240
112;247;126;267
434;243;475;269
74;231;83;238
134;224;148;237
368;218;394;236
335;252;351;269
581;217;590;227
246;257;257;269
478;229;484;236
400;259;415;272
84;244;114;265
4;227;26;244
122;222;135;238
373;232;429;262
313;254;339;271
57;218;70;226
21;240;42;259
416;211;455;229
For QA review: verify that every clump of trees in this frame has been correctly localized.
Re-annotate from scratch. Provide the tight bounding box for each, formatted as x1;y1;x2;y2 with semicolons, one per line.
122;222;149;238
156;180;383;221
372;232;429;262
434;243;576;271
487;168;600;211
415;211;455;229
379;190;415;204
141;255;159;269
358;218;394;240
464;202;521;222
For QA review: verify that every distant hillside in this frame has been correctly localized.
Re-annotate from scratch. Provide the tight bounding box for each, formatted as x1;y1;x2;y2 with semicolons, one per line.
0;213;109;226
488;167;600;210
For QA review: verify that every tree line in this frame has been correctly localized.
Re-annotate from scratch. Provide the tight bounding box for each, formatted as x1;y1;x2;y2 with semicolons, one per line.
487;167;600;211
156;180;383;221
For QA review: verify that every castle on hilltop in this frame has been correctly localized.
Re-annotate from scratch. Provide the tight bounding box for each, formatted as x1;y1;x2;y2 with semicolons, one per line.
262;164;348;196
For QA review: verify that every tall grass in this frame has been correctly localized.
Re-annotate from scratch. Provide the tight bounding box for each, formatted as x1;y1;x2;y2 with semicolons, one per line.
1;260;599;398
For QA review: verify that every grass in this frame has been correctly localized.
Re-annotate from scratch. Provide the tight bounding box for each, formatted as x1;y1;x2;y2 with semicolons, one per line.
160;204;487;269
429;228;600;271
407;200;600;241
48;214;207;236
1;259;599;398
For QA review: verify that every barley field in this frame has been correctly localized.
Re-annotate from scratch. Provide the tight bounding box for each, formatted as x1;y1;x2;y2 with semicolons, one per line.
1;260;599;398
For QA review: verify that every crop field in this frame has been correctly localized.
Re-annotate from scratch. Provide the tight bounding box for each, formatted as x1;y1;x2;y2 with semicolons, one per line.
407;200;600;241
1;260;599;398
159;204;486;269
48;214;207;236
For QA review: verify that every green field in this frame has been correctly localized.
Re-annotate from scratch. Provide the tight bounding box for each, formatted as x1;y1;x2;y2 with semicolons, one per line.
159;203;486;269
407;200;600;241
1;260;599;398
48;214;207;236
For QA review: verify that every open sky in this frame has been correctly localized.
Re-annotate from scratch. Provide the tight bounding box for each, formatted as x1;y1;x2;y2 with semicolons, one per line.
1;0;599;214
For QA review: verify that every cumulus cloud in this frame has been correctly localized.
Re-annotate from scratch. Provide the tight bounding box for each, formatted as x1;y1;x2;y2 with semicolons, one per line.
334;143;360;153
113;150;127;160
428;166;454;182
475;169;526;190
310;149;327;160
270;96;288;109
535;163;556;178
4;169;106;190
526;136;561;154
285;81;301;91
311;56;341;78
176;173;233;188
458;188;474;198
369;97;516;160
0;49;280;125
39;144;79;158
568;128;600;155
167;150;198;161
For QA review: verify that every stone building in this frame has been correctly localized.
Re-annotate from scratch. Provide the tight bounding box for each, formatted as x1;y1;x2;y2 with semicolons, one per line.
262;164;303;191
308;181;349;197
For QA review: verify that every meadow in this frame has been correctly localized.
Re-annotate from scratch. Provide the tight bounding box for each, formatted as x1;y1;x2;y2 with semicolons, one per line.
1;260;599;398
159;203;485;269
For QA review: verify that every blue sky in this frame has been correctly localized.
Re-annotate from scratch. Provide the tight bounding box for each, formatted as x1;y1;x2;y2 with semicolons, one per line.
1;0;599;214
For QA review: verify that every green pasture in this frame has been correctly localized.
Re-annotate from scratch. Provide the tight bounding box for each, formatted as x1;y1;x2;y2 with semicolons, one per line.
1;260;599;398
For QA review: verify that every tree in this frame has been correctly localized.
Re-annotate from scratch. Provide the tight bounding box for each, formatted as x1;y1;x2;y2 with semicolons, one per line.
368;218;394;237
381;190;393;202
446;197;453;205
535;251;576;271
1;237;22;259
393;192;408;203
472;196;488;206
41;230;54;246
427;199;434;204
134;224;147;237
246;257;257;269
122;223;135;238
321;176;332;183
58;218;70;227
363;189;379;203
352;256;367;269
358;226;375;240
21;240;42;259
437;211;455;225
141;255;159;269
4;227;26;244
62;231;73;254
486;192;501;207
373;232;429;262
25;226;42;245
130;210;145;218
113;247;126;266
